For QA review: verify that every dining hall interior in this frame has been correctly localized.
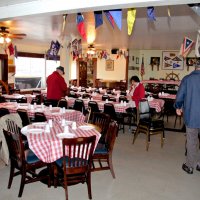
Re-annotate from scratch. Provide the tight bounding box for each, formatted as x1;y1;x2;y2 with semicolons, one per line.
0;0;200;199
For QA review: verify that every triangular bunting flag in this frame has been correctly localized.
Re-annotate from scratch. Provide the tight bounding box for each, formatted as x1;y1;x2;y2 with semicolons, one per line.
180;37;194;58
127;8;136;35
164;56;171;61
147;7;156;21
172;56;182;61
104;11;115;28
109;9;122;30
76;13;87;40
94;11;103;28
164;63;172;68
195;30;200;57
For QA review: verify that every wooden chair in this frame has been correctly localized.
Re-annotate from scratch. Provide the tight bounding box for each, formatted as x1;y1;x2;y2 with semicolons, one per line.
3;129;50;197
91;112;111;143
73;99;86;115
34;112;47;122
92;121;118;178
57;98;68;109
103;103;124;133
17;109;31;127
102;95;109;101
88;101;100;122
5;119;28;146
54;136;96;200
0;108;10;118
16;97;27;103
132;99;165;151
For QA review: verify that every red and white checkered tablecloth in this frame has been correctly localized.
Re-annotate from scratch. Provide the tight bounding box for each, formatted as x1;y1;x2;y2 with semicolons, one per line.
67;98;130;113
158;94;176;100
2;94;35;104
22;122;101;163
67;98;164;113
0;102;85;122
148;99;165;112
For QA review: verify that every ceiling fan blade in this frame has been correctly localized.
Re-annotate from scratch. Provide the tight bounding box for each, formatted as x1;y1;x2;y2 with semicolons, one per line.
8;35;25;39
8;33;26;37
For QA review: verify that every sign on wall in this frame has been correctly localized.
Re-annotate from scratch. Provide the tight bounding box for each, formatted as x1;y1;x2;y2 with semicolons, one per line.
162;51;184;70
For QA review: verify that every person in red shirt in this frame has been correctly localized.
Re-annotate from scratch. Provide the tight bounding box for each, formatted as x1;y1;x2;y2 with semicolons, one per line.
128;76;145;108
46;66;68;106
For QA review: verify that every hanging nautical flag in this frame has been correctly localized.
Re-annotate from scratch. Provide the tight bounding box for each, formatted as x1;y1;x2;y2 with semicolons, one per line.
94;11;103;28
109;9;122;30
7;43;14;56
195;30;200;57
76;13;87;40
14;45;18;58
147;7;156;21
140;57;145;78
180;37;194;58
127;8;136;35
47;40;61;60
104;11;115;28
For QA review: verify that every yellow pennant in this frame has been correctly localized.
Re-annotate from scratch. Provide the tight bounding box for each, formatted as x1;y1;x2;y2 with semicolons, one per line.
127;8;136;36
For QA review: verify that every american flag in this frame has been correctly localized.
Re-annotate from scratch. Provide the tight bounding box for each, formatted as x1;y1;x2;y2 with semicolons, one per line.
140;57;145;77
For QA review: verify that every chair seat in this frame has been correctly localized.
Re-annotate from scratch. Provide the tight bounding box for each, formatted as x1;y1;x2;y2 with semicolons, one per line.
26;150;40;164
94;144;108;154
140;118;164;129
56;157;88;167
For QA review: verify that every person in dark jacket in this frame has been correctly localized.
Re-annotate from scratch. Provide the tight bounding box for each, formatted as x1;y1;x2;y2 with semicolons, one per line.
46;66;67;106
175;58;200;174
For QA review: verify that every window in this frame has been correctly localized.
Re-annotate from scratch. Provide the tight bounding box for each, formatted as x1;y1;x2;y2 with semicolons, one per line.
15;55;60;89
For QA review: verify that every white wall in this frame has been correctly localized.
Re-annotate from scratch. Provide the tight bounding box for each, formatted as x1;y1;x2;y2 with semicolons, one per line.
129;49;195;81
97;53;126;81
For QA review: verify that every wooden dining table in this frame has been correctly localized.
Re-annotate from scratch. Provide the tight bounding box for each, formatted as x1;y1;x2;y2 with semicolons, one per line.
21;121;101;163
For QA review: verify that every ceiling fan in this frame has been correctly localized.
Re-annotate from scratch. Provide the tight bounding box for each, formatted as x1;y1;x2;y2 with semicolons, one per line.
0;26;26;43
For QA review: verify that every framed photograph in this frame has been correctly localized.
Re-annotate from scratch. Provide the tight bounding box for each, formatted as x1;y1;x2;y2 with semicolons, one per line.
186;57;197;67
150;57;160;66
162;51;184;70
105;59;114;71
136;57;139;64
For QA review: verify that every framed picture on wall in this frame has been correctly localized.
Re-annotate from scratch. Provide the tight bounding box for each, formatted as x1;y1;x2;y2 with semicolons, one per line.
186;57;197;67
136;57;139;64
162;51;184;70
105;59;114;71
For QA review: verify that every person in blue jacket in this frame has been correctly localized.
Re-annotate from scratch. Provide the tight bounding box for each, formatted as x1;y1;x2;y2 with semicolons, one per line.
175;58;200;174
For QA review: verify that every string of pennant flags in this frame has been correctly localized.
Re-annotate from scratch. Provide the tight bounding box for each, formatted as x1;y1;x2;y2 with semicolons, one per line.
2;6;198;62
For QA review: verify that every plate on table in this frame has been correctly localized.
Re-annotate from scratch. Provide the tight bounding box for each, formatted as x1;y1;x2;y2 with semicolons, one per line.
19;103;29;106
57;132;75;139
65;121;73;125
27;128;43;134
21;126;28;135
78;125;95;130
65;109;75;112
32;122;47;127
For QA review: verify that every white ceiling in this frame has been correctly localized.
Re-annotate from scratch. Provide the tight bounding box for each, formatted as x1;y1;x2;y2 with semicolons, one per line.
0;2;199;50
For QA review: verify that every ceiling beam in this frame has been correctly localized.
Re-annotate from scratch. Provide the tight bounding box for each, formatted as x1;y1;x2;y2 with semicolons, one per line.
0;0;199;20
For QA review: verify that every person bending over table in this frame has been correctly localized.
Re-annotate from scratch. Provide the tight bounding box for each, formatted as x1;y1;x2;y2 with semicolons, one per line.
128;76;145;108
126;76;145;126
46;66;68;106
